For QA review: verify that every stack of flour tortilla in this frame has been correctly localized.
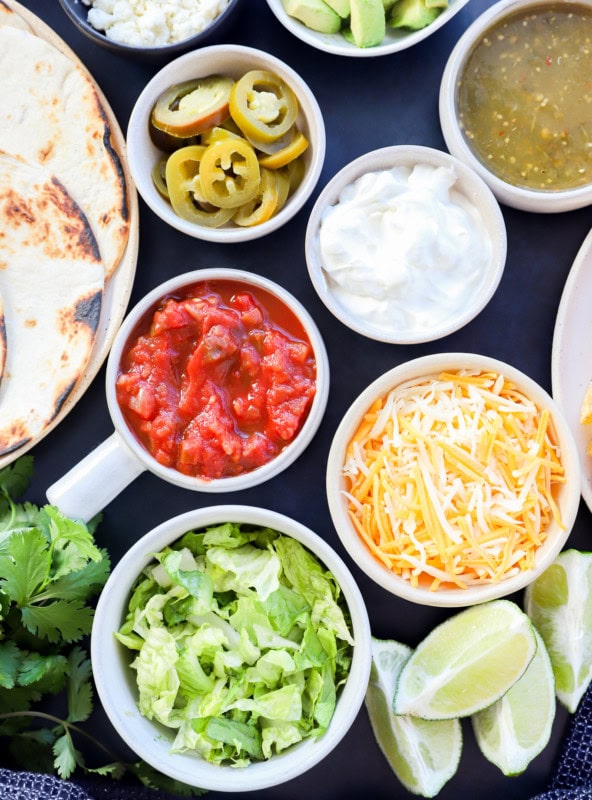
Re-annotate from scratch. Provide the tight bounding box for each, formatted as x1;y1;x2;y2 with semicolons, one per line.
0;1;130;456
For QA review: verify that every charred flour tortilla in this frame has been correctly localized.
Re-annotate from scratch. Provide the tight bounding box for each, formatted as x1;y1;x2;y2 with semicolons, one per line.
0;152;104;456
0;1;31;31
0;292;5;388
0;24;129;280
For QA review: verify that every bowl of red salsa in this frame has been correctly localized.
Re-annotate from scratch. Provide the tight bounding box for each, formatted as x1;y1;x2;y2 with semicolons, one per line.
46;269;329;521
114;270;326;482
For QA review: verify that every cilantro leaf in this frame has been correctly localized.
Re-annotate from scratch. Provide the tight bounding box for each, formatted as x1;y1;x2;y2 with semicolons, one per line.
20;600;94;643
0;640;22;689
20;728;56;746
17;652;69;695
53;731;83;779
0;456;33;500
0;529;50;605
0;458;35;543
130;761;208;796
34;553;111;604
86;513;103;537
8;729;56;774
0;503;46;555
0;457;171;795
43;506;102;567
84;762;126;779
0;588;10;622
67;647;93;723
0;685;41;713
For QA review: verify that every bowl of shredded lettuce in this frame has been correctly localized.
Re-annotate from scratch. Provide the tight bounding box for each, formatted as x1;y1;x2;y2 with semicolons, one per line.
91;505;371;791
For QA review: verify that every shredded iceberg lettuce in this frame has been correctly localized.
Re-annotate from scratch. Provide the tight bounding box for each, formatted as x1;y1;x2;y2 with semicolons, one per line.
116;523;354;766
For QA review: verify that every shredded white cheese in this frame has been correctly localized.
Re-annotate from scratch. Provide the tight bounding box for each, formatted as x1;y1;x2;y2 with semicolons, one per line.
344;369;565;591
82;0;231;47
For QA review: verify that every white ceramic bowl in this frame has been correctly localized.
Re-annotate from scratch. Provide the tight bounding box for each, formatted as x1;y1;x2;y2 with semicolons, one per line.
265;0;471;57
327;352;581;607
305;145;507;344
46;268;329;522
439;0;592;213
127;44;325;242
91;505;372;792
58;0;241;61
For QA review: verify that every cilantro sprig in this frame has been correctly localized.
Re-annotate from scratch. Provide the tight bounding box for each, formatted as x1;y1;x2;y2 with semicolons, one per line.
0;457;205;797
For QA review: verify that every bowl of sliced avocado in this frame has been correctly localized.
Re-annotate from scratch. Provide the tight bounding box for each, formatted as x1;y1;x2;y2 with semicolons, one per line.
265;0;472;56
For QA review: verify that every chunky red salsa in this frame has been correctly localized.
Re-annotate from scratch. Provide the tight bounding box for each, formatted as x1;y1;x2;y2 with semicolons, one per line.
116;280;317;479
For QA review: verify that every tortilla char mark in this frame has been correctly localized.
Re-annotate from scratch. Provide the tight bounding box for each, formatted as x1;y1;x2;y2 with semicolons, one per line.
53;377;77;419
56;290;102;373
0;422;31;456
0;176;102;265
1;190;35;225
48;290;102;426
57;288;102;337
0;309;5;386
48;176;101;263
0;2;11;12
93;89;129;225
74;289;102;334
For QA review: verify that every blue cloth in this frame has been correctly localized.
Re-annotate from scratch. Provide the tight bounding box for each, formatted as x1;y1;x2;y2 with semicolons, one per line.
1;683;592;798
531;683;592;799
0;771;187;800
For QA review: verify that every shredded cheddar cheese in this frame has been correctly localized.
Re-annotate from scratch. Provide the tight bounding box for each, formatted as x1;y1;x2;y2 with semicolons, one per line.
343;370;566;591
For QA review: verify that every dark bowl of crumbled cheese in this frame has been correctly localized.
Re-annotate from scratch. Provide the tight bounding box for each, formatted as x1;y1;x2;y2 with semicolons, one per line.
58;0;241;60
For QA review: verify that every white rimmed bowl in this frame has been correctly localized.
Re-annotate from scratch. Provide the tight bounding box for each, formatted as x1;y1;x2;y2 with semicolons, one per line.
327;352;581;607
305;145;507;344
91;504;372;792
439;0;592;213
58;0;241;61
46;268;329;522
264;0;471;57
126;44;325;242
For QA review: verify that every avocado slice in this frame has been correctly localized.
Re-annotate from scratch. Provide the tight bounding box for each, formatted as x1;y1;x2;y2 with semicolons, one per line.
389;0;440;30
325;0;351;16
282;0;342;33
350;0;386;46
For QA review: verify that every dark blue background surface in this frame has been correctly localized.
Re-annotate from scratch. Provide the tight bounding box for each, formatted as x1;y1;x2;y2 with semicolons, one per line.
13;0;592;797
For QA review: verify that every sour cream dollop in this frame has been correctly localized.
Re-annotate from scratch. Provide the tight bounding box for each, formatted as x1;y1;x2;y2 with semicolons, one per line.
318;163;492;339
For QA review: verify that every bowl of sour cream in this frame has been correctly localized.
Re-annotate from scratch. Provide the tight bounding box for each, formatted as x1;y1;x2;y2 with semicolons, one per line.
305;145;507;345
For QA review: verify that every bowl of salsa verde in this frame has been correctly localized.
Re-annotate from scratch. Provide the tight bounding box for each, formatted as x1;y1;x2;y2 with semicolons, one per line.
439;0;592;212
46;269;329;521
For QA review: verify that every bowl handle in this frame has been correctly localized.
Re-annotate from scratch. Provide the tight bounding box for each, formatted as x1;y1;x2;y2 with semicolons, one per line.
46;431;145;522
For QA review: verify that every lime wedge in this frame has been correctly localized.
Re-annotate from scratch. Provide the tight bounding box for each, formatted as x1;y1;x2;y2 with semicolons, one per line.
472;628;556;776
393;600;537;720
366;637;462;798
525;548;592;713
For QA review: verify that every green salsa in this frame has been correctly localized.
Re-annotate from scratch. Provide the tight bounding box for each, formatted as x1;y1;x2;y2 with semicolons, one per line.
457;3;592;191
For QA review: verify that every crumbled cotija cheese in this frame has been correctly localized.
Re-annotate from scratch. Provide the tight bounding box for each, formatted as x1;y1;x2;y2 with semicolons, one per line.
82;0;231;47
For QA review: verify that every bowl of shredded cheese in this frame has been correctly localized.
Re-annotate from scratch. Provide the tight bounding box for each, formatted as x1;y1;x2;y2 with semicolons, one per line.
58;0;241;59
327;352;581;607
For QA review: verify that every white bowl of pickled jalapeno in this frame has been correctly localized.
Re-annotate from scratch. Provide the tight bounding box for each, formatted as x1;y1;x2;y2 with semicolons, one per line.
126;44;326;241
